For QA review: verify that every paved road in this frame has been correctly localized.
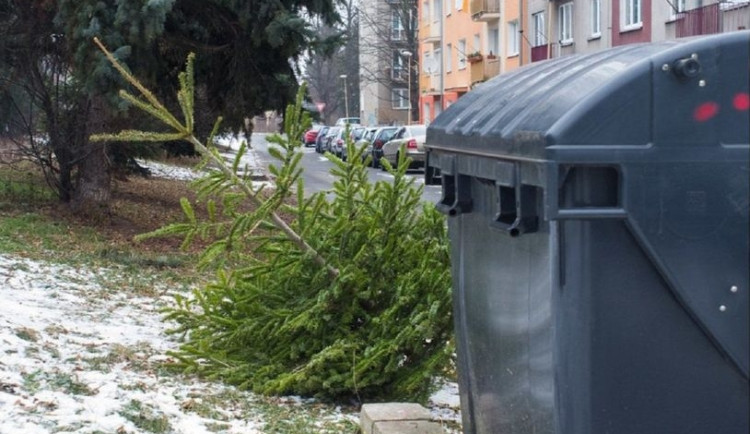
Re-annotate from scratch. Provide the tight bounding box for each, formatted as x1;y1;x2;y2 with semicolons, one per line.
249;133;442;205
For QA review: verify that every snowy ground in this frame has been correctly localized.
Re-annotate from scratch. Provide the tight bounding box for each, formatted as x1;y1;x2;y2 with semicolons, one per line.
0;135;461;433
0;255;459;433
136;133;267;183
0;254;271;433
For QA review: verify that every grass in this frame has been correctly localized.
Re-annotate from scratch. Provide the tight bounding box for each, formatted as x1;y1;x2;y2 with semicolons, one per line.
0;164;207;292
0;162;365;433
15;326;40;342
21;370;94;396
120;399;172;433
82;342;160;373
182;389;359;434
253;398;360;433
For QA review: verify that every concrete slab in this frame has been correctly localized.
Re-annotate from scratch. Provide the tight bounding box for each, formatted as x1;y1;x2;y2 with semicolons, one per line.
361;403;444;434
373;420;445;434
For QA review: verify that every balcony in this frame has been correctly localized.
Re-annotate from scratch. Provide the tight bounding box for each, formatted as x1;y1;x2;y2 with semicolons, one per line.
471;0;501;22
421;23;441;45
470;56;500;84
676;3;720;37
531;44;550;63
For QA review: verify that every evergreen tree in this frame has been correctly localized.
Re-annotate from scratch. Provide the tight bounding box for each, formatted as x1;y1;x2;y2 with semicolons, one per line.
93;45;455;403
0;0;339;213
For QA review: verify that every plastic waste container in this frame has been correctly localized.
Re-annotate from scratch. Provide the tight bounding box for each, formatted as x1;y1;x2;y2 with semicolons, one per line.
426;31;749;434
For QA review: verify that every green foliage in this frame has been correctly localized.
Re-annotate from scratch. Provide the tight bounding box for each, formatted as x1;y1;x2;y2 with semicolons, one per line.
57;0;340;130
157;116;453;402
97;47;454;403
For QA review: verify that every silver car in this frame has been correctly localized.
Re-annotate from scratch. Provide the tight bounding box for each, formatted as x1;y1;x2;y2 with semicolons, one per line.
380;125;427;170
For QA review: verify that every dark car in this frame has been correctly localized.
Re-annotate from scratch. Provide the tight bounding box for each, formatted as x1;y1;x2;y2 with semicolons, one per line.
314;126;330;153
340;125;367;161
370;126;399;168
355;127;379;163
321;127;340;154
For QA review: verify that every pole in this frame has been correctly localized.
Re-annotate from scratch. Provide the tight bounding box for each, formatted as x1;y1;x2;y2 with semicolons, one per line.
400;50;413;125
406;56;411;125
339;74;349;119
519;0;524;66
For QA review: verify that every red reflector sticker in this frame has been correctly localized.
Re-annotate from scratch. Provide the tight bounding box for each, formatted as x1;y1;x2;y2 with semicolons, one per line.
733;93;750;111
693;102;719;122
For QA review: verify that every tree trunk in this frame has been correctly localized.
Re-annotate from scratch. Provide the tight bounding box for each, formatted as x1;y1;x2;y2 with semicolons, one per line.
71;96;111;219
72;141;110;216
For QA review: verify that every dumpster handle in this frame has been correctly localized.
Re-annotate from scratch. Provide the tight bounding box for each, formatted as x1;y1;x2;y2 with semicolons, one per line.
437;156;473;216
437;174;473;216
490;162;539;236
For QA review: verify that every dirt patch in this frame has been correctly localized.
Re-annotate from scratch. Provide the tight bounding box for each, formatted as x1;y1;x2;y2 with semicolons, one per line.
41;175;208;254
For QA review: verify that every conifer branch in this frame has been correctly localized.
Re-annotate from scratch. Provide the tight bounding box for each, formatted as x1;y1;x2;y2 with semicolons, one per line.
91;38;339;278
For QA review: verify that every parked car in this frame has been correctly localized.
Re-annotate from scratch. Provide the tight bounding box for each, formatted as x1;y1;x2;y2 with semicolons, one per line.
330;128;349;159
369;126;399;168
314;126;330;153
341;126;368;161
355;127;380;163
380;125;428;170
335;117;360;126
302;125;322;147
321;127;340;153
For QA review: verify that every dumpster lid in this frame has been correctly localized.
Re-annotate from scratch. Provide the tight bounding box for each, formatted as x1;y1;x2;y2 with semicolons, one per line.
427;31;750;160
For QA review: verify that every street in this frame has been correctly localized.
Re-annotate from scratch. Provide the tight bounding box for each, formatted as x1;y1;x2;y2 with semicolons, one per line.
249;133;442;204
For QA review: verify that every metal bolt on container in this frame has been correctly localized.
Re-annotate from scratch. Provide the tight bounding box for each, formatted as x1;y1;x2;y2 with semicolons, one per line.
426;32;750;434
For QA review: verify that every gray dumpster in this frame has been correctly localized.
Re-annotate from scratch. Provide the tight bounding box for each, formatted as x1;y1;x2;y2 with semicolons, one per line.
426;31;749;434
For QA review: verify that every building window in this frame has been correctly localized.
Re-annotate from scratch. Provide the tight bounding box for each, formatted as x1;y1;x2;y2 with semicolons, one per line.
458;38;467;69
423;51;433;75
455;0;463;11
532;12;546;46
669;0;685;19
391;9;405;40
392;88;409;109
722;0;748;10
487;23;499;57
473;34;481;53
422;1;430;22
508;20;520;56
558;3;573;44
591;0;601;37
433;48;442;76
622;0;642;30
446;43;453;73
392;50;406;80
434;0;442;23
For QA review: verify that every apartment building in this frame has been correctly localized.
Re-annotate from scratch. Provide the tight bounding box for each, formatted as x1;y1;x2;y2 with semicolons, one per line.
419;1;487;124
534;0;748;58
359;0;419;126
417;0;749;124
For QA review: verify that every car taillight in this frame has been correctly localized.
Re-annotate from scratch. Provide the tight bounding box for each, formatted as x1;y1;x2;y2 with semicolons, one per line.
407;139;417;149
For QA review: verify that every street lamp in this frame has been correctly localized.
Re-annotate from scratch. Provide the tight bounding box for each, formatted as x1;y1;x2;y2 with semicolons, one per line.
400;50;413;125
339;74;349;119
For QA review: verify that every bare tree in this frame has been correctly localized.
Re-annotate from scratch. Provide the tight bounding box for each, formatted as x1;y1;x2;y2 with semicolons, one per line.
358;0;418;124
304;23;344;124
0;2;93;204
304;0;360;124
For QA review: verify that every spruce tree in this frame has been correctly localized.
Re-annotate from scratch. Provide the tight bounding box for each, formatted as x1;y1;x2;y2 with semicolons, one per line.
94;42;455;403
0;0;339;211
